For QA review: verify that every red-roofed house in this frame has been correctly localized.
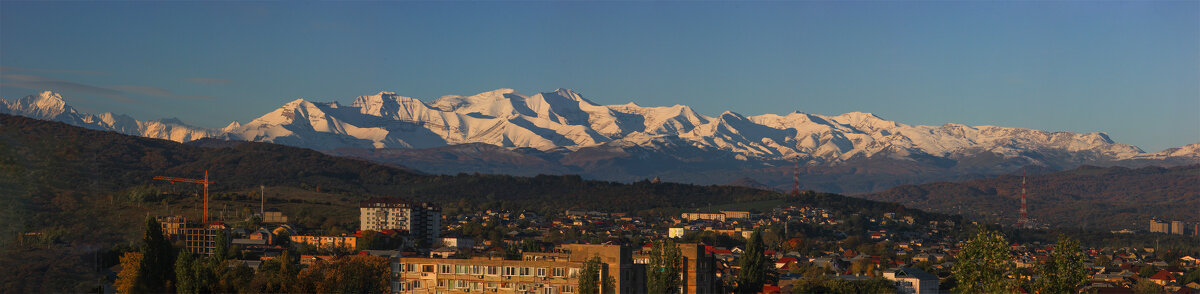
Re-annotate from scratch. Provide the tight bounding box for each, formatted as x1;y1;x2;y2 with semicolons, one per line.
1149;269;1176;285
776;257;798;269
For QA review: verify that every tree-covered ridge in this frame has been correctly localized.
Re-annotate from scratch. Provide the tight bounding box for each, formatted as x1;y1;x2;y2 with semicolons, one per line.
0;113;778;213
858;164;1200;230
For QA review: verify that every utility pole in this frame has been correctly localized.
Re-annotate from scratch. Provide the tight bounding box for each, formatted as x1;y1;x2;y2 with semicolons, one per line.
260;185;265;219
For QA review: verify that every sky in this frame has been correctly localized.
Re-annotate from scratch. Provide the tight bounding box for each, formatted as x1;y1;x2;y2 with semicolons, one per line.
1;1;1196;152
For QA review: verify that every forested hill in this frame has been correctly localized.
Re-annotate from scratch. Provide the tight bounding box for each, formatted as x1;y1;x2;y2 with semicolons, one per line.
0;113;789;213
857;164;1200;230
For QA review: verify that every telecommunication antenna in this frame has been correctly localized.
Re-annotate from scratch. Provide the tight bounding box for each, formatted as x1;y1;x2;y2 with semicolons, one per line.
1017;169;1030;228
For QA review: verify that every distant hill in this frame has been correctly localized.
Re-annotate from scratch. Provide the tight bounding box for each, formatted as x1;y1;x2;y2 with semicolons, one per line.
856;164;1200;230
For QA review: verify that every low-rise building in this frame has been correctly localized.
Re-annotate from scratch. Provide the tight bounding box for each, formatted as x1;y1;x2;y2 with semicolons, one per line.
883;267;939;294
290;235;358;250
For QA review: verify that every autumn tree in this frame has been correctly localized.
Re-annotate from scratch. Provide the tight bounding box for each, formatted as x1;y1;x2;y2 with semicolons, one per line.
114;252;144;294
648;239;684;294
249;250;298;293
295;255;391;293
1033;235;1091;294
952;228;1016;293
739;229;771;293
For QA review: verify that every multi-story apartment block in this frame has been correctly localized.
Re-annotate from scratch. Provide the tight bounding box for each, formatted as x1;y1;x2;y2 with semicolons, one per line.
1171;220;1185;235
1150;219;1172;233
360;198;441;239
392;244;648;294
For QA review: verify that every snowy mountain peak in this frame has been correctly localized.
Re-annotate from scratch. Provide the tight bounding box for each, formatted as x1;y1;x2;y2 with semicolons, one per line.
2;91;74;119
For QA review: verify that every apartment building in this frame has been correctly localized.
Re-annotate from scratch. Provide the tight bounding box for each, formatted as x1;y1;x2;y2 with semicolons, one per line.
360;198;441;239
392;244;645;293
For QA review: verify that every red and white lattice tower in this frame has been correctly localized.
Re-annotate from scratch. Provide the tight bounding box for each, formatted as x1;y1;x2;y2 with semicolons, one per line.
1017;172;1030;228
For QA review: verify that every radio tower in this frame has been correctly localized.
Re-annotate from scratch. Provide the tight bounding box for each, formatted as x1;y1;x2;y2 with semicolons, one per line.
790;157;800;196
1017;171;1030;228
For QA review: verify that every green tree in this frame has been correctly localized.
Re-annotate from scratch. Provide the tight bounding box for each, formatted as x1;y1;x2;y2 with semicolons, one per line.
211;229;230;262
174;252;198;294
579;256;603;294
648;239;684;294
1033;235;1091;294
952;228;1016;294
1132;279;1164;294
739;229;771;293
138;217;174;293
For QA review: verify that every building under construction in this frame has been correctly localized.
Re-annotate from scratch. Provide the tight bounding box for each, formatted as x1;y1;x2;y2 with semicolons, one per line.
157;215;226;255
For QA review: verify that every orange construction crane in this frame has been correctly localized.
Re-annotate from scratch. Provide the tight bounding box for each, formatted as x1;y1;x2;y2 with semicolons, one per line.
154;170;212;223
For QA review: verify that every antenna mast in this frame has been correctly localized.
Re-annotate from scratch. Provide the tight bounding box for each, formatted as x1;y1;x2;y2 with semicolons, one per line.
1017;169;1030;228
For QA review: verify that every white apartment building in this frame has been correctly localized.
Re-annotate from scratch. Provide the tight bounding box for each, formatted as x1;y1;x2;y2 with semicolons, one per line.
360;198;441;239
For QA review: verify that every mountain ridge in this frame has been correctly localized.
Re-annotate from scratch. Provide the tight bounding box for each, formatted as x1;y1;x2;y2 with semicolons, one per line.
4;89;1197;193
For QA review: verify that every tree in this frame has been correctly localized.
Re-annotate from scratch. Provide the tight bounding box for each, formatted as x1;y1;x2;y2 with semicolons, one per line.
648;239;684;294
174;252;199;294
739;229;771;293
1033;235;1091;294
295;255;391;293
1132;279;1164;294
114;252;144;294
579;256;603;294
212;229;230;262
138;217;174;293
952;228;1016;294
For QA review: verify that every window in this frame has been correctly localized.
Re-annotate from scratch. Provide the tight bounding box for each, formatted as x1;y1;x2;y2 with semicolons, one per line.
437;279;446;287
552;267;566;277
568;268;580;278
440;264;452;273
504;266;517;276
543;285;556;294
537;268;548;277
487;266;499;276
520;267;532;276
422;265;435;273
562;285;575;293
487;282;498;289
470;265;482;275
455;265;468;274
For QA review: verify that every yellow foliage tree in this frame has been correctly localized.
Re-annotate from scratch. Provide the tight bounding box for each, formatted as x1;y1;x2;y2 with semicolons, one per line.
114;252;144;294
295;255;391;293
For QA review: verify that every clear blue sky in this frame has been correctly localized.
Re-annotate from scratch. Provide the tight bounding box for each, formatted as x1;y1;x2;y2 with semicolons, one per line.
1;1;1196;152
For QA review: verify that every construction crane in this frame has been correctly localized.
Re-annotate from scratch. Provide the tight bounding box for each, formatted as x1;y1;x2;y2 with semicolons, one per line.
154;170;212;223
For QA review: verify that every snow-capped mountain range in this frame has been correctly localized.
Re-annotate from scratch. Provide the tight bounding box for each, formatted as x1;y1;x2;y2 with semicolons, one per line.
5;89;1192;165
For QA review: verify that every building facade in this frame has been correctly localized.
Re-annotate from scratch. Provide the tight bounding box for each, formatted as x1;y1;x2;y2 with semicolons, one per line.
290;235;359;250
392;244;649;294
681;212;725;222
360;198;441;239
883;267;939;294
